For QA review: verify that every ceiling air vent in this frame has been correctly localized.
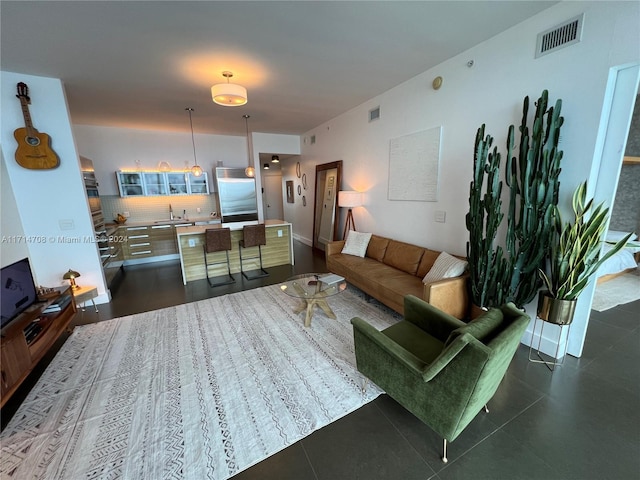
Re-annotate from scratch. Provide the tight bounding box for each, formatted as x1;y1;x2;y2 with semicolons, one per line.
535;14;584;58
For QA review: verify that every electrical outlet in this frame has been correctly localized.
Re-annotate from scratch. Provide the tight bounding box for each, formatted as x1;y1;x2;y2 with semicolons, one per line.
277;229;283;237
196;207;201;213
188;239;196;247
435;211;446;223
123;211;130;218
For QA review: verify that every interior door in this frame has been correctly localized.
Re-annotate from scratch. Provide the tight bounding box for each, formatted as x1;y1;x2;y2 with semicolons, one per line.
262;173;284;220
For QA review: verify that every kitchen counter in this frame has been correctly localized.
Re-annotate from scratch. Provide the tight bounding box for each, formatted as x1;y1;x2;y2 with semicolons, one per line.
176;220;294;284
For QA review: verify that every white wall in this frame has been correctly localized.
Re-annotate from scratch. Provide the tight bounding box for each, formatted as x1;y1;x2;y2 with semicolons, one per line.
1;150;29;266
0;72;107;298
252;133;304;237
72;125;301;223
73;124;250;196
298;1;640;356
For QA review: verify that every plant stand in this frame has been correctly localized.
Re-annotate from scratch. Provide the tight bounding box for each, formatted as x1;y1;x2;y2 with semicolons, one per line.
528;316;571;371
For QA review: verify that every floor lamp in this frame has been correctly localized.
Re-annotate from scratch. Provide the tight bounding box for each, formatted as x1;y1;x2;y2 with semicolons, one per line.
338;191;362;240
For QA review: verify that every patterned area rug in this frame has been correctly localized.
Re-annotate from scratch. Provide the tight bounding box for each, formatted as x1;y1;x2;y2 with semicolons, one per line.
1;285;398;479
592;271;640;312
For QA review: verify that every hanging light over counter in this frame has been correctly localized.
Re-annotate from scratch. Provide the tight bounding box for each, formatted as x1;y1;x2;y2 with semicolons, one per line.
243;114;255;178
186;107;203;177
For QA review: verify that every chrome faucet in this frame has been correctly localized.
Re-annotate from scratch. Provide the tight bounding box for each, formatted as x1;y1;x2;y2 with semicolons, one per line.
169;204;174;220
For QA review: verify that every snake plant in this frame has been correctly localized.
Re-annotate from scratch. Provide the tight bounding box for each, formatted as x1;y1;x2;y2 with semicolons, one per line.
539;182;632;300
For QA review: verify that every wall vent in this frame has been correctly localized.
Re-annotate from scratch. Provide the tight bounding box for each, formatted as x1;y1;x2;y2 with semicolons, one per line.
369;106;381;122
535;14;583;58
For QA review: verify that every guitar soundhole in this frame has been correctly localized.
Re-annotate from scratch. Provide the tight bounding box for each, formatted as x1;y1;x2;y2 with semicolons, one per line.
26;136;40;147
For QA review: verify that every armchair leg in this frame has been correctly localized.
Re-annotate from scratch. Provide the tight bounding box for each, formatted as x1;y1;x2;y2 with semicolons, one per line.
361;378;369;394
442;439;448;463
484;404;489;413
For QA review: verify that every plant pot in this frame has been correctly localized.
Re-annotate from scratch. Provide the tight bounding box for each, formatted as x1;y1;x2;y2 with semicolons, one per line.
537;291;576;325
469;303;488;321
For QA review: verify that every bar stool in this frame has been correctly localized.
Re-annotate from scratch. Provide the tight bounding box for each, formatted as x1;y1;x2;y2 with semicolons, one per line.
203;228;235;287
238;224;269;280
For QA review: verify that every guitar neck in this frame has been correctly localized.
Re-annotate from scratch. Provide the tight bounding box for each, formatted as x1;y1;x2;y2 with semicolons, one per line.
19;97;37;138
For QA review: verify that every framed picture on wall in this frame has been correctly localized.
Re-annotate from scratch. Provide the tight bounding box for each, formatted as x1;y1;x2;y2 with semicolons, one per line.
286;180;294;203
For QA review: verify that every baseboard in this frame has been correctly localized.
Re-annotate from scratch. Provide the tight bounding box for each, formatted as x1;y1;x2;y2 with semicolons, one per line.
293;233;312;247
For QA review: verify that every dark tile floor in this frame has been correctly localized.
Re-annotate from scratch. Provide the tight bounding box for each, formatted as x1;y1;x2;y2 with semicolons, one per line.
2;242;639;479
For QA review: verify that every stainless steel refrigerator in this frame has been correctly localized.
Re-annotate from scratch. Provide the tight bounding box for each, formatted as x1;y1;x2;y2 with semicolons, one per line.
215;168;259;223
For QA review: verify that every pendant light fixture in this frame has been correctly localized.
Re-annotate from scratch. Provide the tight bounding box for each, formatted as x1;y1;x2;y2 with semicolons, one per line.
243;114;255;178
186;107;203;177
271;155;280;163
211;71;248;107
263;163;270;170
158;161;171;172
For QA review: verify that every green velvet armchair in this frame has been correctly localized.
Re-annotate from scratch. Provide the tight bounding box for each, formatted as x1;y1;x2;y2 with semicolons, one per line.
351;295;529;462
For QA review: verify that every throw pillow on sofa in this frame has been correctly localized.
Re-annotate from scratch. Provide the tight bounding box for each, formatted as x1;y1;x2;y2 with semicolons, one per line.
341;231;372;257
422;251;467;284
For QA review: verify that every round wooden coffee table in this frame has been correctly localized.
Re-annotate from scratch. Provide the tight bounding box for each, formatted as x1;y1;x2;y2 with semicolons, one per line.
280;273;347;327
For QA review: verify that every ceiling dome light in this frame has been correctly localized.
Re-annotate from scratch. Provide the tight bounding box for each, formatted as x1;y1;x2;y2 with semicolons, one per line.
211;71;247;107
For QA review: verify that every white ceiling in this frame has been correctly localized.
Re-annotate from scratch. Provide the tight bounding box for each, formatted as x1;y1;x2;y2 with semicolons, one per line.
1;1;556;137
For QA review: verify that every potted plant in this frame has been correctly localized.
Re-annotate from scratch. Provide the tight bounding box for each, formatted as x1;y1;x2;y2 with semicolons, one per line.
538;181;632;324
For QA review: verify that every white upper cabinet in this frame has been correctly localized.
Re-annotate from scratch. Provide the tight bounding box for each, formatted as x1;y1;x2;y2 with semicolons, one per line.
116;171;209;197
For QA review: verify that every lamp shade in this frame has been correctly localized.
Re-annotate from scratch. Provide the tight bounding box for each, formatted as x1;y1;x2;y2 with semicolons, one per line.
211;83;248;106
63;269;81;290
338;191;362;208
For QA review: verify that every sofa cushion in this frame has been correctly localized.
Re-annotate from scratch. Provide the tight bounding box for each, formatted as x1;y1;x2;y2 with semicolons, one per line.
416;249;440;278
341;231;372;257
366;235;390;262
382;240;425;275
445;308;504;346
422;252;468;284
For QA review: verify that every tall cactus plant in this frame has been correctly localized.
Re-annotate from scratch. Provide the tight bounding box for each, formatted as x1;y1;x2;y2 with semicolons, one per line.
504;90;563;307
465;125;510;309
466;90;563;310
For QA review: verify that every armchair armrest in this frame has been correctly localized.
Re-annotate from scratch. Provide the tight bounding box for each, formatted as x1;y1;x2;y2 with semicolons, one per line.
351;317;427;376
421;333;488;381
404;295;465;343
326;240;345;257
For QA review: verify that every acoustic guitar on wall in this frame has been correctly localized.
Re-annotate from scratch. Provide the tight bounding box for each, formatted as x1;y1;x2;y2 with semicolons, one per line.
14;82;60;170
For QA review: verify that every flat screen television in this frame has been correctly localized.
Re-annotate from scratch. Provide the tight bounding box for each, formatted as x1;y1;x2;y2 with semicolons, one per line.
1;257;38;328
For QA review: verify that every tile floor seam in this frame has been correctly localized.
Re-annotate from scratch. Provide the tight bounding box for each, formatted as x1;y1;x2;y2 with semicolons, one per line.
372;397;439;478
299;441;321;480
436;395;549;471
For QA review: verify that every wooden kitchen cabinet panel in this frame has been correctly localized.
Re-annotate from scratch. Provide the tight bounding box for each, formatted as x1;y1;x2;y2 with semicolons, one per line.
149;224;178;256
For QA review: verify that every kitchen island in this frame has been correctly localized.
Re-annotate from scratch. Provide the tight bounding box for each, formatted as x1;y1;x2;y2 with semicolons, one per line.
176;220;294;284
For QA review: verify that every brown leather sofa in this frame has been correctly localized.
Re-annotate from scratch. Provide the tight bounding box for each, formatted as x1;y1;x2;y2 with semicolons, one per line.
326;235;469;319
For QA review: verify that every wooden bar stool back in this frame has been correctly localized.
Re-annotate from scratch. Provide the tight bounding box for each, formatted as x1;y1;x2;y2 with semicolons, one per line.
203;228;235;286
238;224;269;280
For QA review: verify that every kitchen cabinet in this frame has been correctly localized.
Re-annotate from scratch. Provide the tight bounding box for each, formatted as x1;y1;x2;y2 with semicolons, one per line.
121;223;183;260
117;172;144;196
122;226;153;259
117;171;209;197
149;224;178;256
